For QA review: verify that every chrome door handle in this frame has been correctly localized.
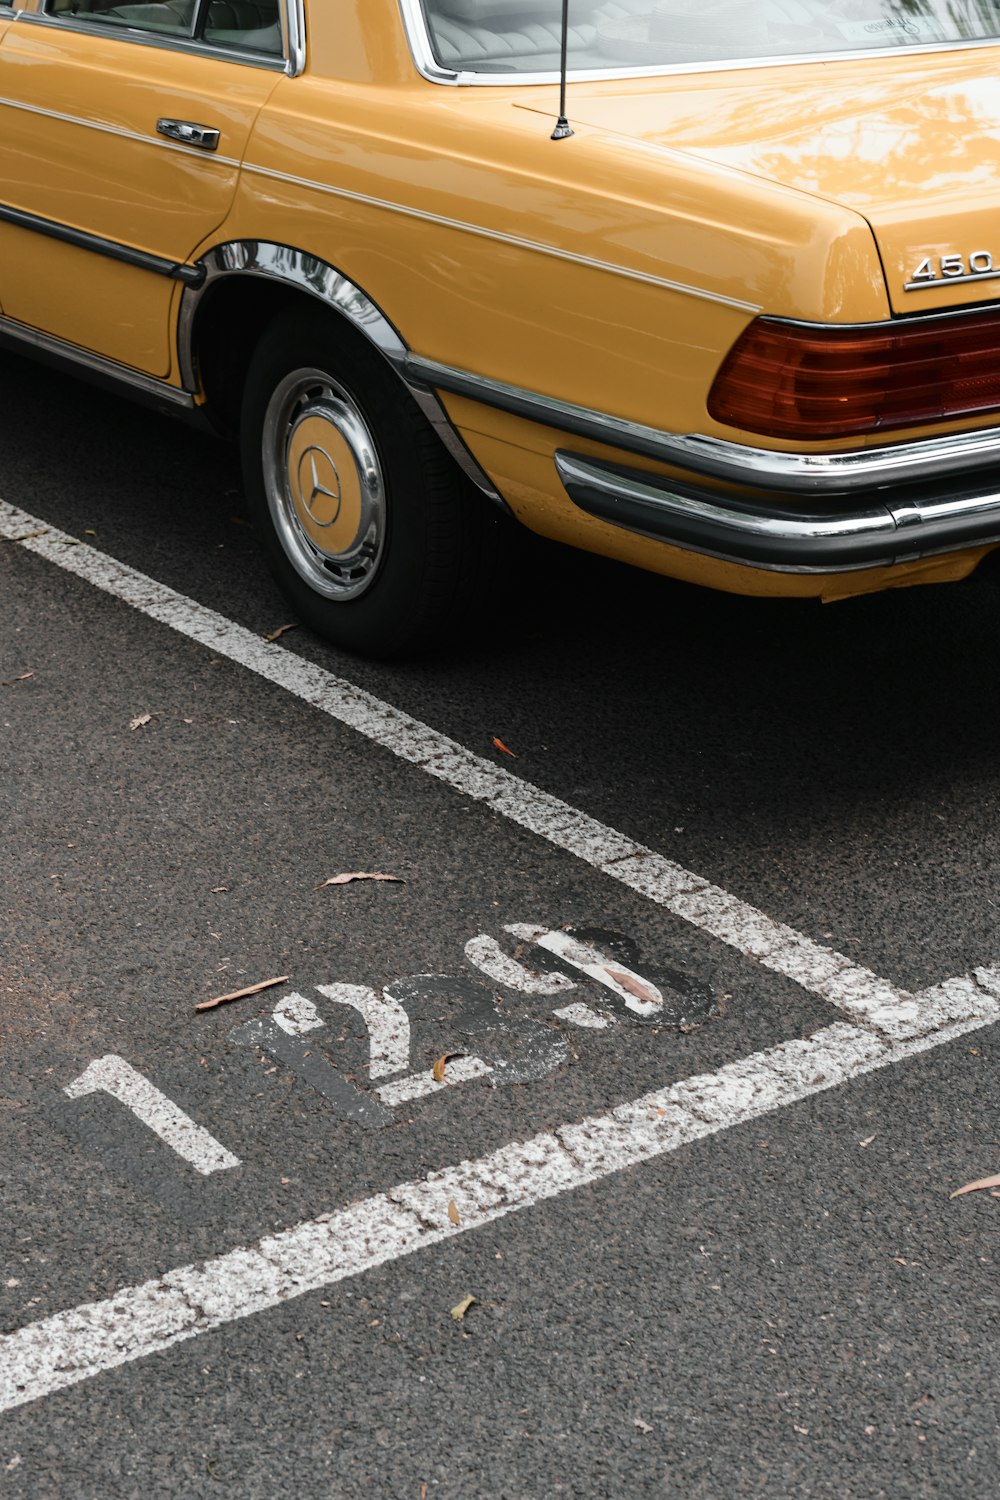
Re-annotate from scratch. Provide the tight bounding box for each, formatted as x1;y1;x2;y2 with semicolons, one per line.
156;118;221;151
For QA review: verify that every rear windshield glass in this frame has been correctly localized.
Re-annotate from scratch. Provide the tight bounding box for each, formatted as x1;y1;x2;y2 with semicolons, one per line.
417;0;1000;73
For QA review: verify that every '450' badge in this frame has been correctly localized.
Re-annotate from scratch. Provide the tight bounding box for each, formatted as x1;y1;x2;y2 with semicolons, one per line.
906;251;1000;290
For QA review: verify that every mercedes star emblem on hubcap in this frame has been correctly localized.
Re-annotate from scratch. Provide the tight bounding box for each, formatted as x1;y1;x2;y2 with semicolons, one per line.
297;444;342;528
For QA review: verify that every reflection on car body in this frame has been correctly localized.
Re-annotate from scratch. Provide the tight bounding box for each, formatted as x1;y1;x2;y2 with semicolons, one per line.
4;0;1000;654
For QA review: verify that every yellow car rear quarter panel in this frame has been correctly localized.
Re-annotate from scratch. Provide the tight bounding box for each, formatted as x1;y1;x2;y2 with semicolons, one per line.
233;76;890;430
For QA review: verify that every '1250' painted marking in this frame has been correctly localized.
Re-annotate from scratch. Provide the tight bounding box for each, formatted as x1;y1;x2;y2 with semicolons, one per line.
62;922;714;1170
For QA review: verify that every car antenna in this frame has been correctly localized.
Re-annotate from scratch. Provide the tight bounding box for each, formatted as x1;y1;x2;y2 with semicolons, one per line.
551;0;574;139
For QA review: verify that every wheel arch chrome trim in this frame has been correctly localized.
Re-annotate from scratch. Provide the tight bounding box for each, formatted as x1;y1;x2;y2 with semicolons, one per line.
181;241;505;507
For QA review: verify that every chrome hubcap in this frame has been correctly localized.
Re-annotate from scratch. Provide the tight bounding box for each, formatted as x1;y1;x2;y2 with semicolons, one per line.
262;368;386;601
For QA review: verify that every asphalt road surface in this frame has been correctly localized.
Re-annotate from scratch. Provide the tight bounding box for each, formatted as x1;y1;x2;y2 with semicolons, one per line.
3;348;1000;1498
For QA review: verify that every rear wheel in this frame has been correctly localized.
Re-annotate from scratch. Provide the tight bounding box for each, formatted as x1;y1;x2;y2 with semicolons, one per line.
240;307;502;658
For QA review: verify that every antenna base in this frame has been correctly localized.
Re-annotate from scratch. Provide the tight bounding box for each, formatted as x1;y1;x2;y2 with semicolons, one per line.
551;117;574;140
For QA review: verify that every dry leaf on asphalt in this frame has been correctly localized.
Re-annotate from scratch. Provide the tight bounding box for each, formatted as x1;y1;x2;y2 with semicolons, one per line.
195;975;290;1012
447;1199;461;1225
129;713;152;731
314;873;404;890
950;1172;1000;1200
450;1294;476;1321
264;623;299;643
432;1052;461;1083
634;1418;653;1434
492;737;517;757
607;968;661;1006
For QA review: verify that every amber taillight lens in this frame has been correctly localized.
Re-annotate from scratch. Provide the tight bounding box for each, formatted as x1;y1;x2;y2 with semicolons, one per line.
708;312;1000;440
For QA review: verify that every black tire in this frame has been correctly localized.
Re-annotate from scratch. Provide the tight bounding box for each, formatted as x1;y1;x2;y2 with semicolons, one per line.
240;306;503;658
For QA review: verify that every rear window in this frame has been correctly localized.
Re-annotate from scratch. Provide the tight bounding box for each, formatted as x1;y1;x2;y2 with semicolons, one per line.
415;0;1000;74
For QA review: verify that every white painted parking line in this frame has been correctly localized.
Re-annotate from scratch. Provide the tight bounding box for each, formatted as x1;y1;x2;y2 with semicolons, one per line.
2;1005;996;1415
0;500;984;1044
5;502;1000;1415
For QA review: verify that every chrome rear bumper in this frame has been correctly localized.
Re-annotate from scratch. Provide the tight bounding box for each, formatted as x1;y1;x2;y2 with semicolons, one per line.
555;450;1000;573
404;353;1000;571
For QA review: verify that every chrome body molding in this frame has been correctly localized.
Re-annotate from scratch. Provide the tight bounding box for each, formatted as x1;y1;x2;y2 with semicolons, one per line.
672;424;1000;494
181;242;505;507
0;314;196;412
239;163;760;313
0;199;205;283
0;93;242;168
396;0;460;82
281;0;306;76
405;353;1000;495
180;242;408;384
556;450;1000;573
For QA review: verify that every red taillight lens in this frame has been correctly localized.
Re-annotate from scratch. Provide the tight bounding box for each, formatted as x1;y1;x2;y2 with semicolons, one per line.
708;311;1000;440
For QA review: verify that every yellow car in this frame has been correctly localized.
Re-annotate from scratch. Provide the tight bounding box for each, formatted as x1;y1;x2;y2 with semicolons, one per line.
4;0;1000;654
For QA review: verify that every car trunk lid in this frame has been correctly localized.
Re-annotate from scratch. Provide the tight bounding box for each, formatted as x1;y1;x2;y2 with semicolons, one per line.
535;52;1000;317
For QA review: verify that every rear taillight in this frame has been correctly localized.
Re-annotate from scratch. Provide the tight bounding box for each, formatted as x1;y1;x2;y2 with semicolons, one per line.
708;311;1000;440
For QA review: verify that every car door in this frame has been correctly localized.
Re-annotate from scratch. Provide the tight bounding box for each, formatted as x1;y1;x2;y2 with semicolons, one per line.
0;1;285;378
0;0;18;311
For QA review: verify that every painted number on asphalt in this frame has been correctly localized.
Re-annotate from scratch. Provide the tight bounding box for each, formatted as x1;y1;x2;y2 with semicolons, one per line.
59;923;714;1171
63;1055;241;1175
229;923;713;1130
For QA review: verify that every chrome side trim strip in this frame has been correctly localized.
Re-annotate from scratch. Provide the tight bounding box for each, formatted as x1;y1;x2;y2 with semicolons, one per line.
0;93;242;168
240;163;760;313
281;0;305;76
0;315;195;410
768;305;1000;332
556;450;1000;574
0;199;205;283
666;425;1000;494
396;0;460;82
180;241;507;508
405;353;1000;495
